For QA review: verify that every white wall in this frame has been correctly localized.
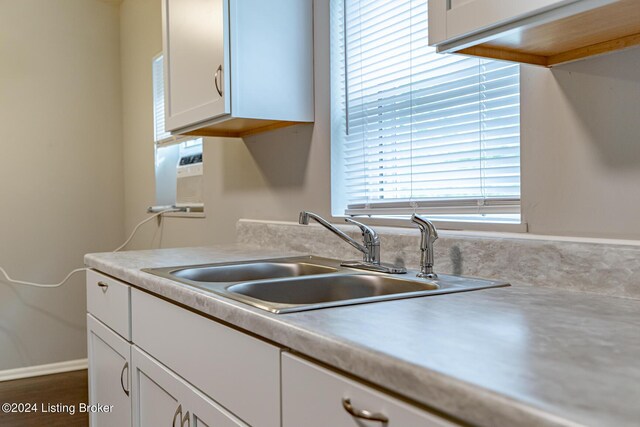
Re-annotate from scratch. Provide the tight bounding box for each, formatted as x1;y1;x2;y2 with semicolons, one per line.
7;0;637;373
120;0;331;248
521;53;640;239
121;0;640;248
0;0;124;370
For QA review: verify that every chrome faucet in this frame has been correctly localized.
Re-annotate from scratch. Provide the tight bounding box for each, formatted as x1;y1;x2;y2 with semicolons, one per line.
411;214;438;279
298;211;406;274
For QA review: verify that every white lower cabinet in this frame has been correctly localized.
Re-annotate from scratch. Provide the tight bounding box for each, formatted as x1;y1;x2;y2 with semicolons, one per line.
131;346;247;427
87;272;459;427
282;353;459;427
87;314;132;427
86;270;131;340
131;288;281;427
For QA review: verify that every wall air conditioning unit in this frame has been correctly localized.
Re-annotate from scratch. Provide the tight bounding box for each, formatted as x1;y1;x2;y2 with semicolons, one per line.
176;152;204;208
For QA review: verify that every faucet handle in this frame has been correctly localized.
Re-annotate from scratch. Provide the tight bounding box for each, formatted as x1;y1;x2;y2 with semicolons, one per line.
299;211;311;225
344;218;379;244
345;218;381;264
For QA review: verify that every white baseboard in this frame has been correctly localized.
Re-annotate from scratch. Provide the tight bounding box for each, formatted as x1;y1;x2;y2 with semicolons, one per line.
0;359;88;382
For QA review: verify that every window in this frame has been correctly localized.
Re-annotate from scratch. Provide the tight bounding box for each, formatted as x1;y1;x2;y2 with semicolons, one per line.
152;54;204;211
330;0;521;223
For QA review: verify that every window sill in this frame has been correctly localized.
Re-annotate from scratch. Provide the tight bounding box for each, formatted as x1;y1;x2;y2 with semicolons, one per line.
162;211;206;219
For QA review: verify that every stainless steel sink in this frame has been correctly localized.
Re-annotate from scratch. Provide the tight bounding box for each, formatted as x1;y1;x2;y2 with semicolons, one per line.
143;256;510;314
227;274;439;305
171;261;337;283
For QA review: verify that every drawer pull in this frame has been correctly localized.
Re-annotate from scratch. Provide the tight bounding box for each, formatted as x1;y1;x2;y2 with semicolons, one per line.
172;404;182;427
120;362;129;396
97;281;109;293
342;398;388;423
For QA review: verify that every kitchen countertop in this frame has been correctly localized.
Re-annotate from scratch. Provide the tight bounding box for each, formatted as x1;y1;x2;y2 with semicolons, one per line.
85;245;640;427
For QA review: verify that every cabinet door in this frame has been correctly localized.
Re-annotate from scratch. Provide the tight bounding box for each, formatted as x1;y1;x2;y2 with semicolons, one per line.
282;353;459;427
87;314;132;427
447;0;575;39
132;354;181;427
429;0;578;44
131;346;247;427
162;0;230;132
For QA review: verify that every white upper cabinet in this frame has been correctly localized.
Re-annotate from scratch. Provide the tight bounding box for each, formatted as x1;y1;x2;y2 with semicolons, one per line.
162;0;314;137
428;0;640;67
162;0;229;132
432;0;573;43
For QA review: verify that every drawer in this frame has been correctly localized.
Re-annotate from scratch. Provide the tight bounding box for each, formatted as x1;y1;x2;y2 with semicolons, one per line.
131;289;281;427
86;270;131;340
282;353;459;427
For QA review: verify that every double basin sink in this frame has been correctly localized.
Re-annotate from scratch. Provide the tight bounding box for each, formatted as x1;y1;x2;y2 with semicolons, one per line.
144;256;509;314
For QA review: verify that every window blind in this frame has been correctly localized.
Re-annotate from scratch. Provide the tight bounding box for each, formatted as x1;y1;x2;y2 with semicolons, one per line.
152;55;172;144
331;0;521;218
152;54;204;208
153;54;195;147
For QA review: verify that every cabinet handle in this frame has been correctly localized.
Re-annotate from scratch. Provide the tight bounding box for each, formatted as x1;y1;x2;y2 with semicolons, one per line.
97;281;109;293
214;64;223;97
181;410;191;427
120;362;129;396
172;404;182;427
342;398;388;423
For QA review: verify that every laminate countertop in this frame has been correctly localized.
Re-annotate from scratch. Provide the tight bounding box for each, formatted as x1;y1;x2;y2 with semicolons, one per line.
85;245;640;427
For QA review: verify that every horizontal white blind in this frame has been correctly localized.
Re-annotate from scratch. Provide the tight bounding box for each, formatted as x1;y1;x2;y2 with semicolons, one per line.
152;55;172;143
333;0;520;217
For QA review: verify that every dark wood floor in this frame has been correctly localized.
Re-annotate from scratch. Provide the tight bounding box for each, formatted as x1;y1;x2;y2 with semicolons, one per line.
0;370;88;426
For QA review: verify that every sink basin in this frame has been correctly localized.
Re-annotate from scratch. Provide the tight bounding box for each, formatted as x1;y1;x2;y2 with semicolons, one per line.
227;274;438;305
171;261;337;283
143;256;510;314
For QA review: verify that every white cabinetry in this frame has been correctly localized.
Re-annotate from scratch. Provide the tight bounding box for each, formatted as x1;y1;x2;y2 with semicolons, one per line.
131;288;281;427
88;271;461;427
131;346;247;427
430;0;571;45
162;0;228;132
87;314;132;427
86;270;131;340
428;0;638;66
162;0;314;137
282;353;459;427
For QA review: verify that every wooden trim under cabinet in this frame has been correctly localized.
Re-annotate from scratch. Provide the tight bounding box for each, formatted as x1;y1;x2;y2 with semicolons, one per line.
449;0;640;67
174;118;308;138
